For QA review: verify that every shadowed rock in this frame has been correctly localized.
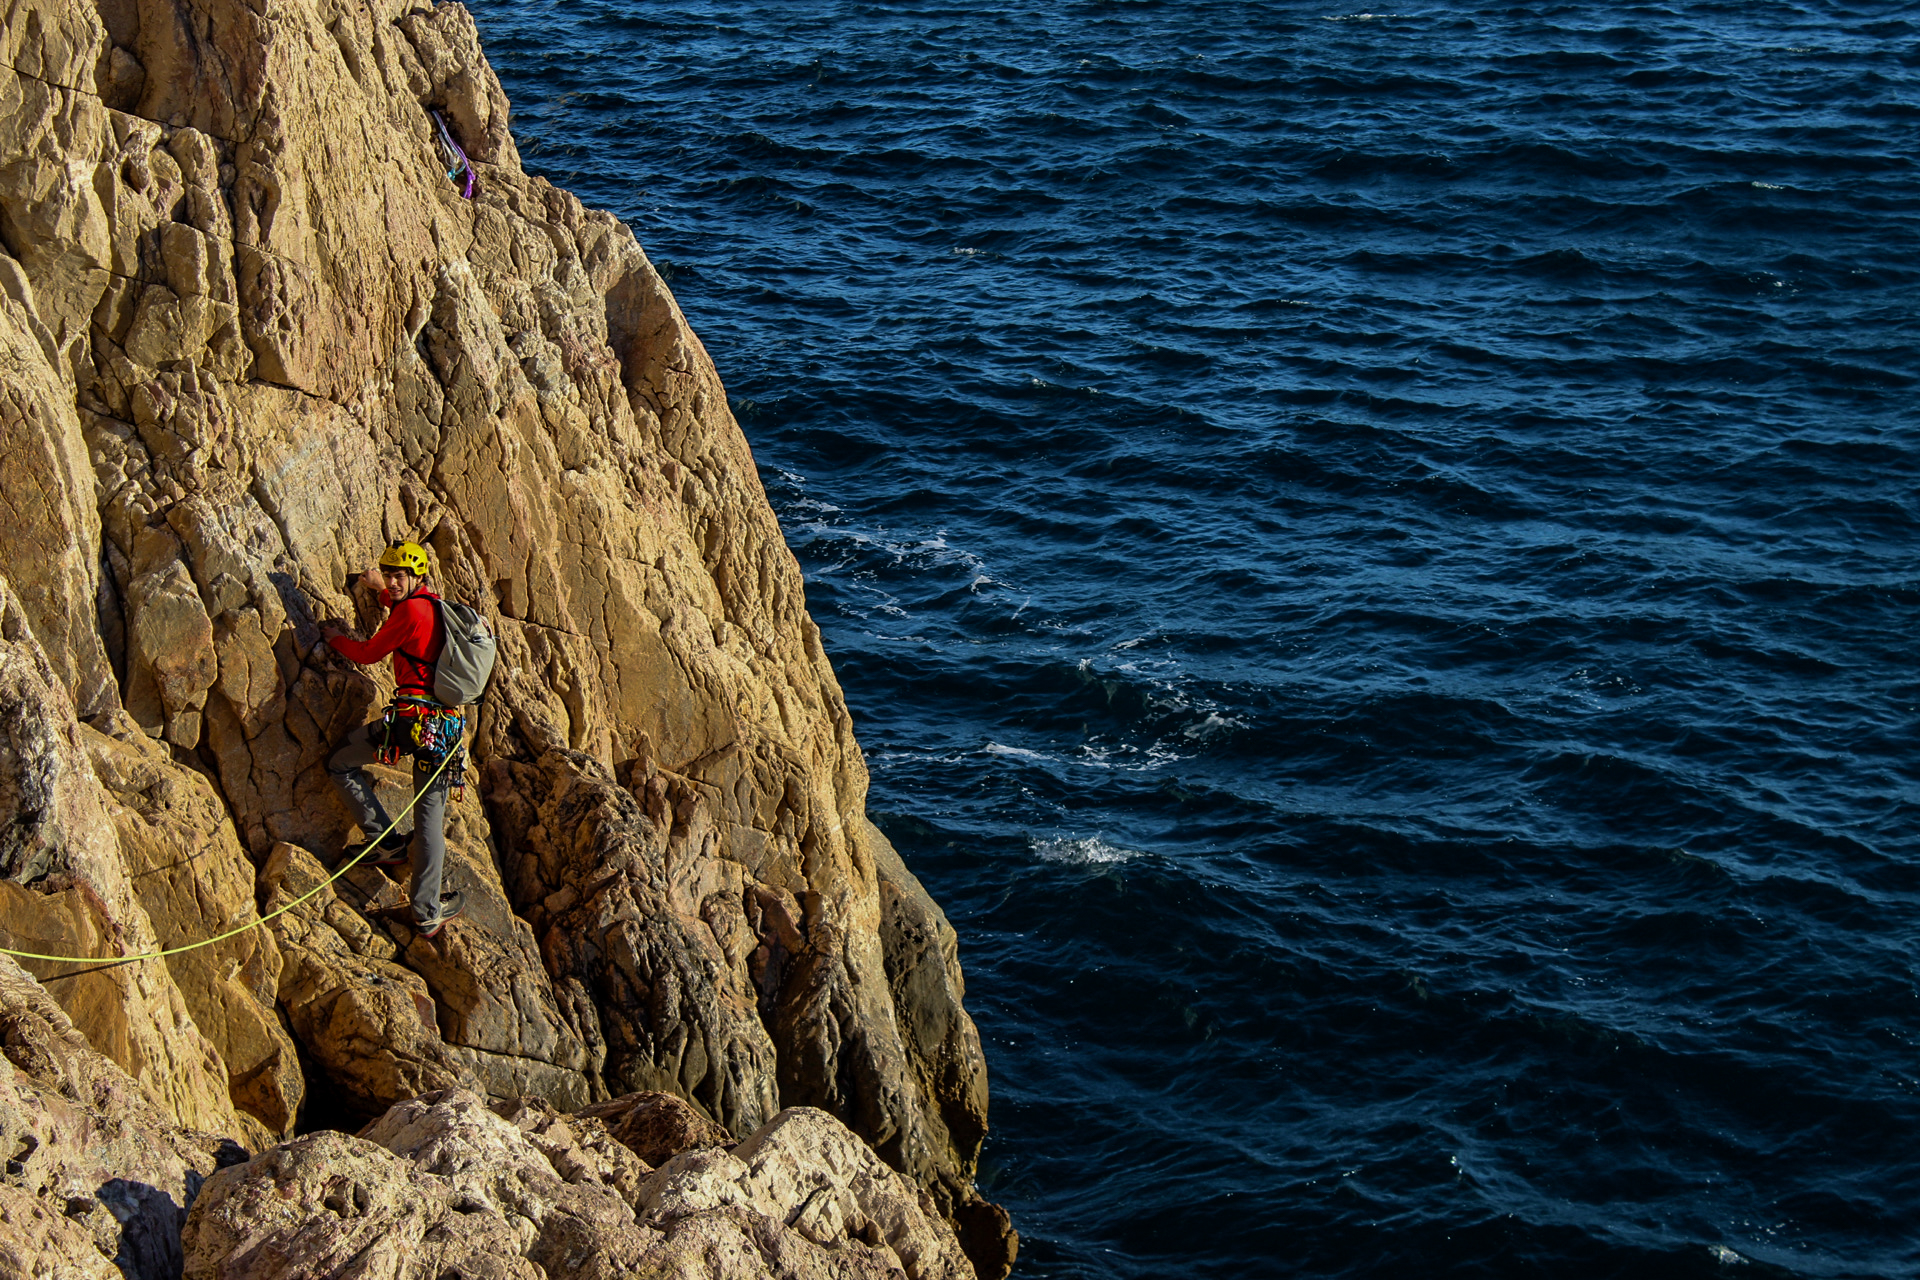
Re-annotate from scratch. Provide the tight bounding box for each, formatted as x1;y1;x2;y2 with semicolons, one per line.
578;1088;735;1168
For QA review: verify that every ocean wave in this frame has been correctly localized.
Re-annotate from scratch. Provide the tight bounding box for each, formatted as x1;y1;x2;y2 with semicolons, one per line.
1031;835;1146;865
476;0;1920;1273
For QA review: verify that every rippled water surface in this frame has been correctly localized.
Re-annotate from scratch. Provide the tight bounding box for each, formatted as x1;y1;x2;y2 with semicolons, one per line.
468;2;1919;1274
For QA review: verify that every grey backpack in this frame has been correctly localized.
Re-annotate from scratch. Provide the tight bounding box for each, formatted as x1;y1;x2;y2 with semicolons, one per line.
424;596;497;706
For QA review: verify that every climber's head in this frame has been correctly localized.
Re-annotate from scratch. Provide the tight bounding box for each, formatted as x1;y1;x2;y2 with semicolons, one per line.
378;539;430;595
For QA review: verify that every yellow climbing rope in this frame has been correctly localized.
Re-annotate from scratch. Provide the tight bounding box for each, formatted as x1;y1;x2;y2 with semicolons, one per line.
0;750;455;968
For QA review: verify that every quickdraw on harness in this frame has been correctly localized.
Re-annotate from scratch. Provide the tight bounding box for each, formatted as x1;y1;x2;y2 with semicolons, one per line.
379;694;470;801
431;110;478;199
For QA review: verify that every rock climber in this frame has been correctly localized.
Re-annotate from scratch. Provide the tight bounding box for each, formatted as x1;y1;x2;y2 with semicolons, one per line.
319;539;466;937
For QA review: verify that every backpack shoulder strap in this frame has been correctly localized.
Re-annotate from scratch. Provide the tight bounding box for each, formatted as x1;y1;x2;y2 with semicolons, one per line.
394;592;444;670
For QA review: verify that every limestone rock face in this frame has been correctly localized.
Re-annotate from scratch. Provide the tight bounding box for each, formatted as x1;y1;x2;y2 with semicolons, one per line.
0;575;248;1142
85;715;303;1146
0;0;1008;1273
0;954;237;1280
258;839;482;1114
482;748;783;1133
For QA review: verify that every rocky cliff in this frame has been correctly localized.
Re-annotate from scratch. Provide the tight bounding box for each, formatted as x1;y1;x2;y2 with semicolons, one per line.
0;0;1013;1275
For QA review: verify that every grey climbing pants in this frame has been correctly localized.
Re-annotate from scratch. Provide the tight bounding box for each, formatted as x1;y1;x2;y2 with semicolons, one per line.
327;717;457;925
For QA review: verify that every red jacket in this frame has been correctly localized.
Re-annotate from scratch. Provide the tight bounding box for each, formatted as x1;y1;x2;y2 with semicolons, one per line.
328;589;445;697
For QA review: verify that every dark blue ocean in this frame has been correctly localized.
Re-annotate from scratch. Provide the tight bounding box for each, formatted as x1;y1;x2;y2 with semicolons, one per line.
466;3;1919;1275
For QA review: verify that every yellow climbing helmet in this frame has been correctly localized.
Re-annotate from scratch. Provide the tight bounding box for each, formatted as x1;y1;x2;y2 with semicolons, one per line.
379;539;431;577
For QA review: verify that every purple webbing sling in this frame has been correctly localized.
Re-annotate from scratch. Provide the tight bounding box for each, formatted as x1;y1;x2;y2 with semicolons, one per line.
431;111;478;199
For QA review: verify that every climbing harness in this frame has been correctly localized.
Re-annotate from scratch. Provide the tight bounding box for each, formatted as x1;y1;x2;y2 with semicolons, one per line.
378;694;465;766
431;110;478;199
378;693;469;803
0;749;454;968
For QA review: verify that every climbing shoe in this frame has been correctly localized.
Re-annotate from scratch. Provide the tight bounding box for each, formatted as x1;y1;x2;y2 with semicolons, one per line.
418;890;465;939
342;832;408;868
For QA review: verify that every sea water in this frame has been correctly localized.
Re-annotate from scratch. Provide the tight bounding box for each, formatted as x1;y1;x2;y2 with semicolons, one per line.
466;3;1919;1275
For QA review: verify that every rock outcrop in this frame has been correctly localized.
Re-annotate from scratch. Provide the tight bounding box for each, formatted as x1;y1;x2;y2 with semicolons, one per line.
182;1088;973;1280
0;0;1014;1275
0;954;242;1280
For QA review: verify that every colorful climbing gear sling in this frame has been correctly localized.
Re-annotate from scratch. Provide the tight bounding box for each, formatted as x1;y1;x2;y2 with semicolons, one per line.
378;694;465;763
432;110;478;199
378;694;468;801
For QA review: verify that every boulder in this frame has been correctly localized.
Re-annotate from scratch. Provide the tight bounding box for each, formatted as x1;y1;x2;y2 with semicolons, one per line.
182;1090;972;1280
490;1094;652;1209
359;1088;659;1280
0;1183;122;1280
180;1128;537;1280
639;1107;974;1280
578;1088;735;1168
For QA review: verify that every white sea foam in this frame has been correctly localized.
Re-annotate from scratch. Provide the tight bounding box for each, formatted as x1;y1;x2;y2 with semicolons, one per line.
1751;181;1783;189
989;735;1184;774
804;520;1002;597
1032;835;1144;865
1074;740;1186;772
866;748;971;766
1181;711;1243;740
